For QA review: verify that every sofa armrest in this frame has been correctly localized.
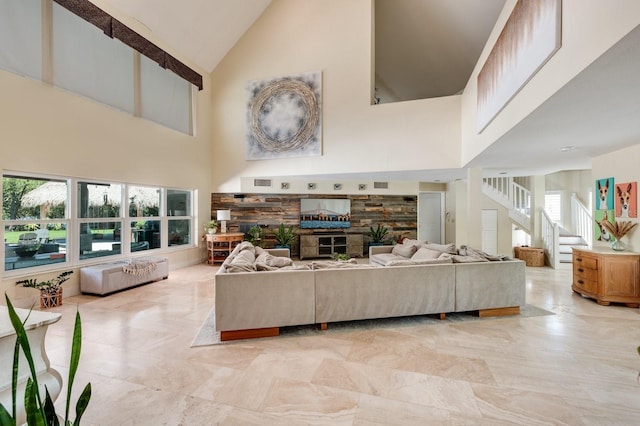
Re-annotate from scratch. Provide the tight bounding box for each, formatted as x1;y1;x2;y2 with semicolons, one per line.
369;245;393;257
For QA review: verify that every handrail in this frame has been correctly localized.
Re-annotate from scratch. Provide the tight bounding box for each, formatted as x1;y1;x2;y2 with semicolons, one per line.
571;193;592;247
541;208;560;269
511;181;531;218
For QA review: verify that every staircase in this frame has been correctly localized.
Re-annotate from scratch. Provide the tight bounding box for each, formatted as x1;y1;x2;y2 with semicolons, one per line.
482;177;532;232
484;178;591;269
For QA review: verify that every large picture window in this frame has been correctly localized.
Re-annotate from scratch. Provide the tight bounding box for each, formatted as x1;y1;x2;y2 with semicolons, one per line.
3;173;195;273
3;176;68;271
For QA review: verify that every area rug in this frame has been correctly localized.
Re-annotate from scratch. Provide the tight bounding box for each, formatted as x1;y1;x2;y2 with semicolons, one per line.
191;304;554;348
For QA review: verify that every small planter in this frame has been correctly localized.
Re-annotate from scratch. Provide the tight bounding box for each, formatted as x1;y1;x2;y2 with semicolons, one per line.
40;288;63;309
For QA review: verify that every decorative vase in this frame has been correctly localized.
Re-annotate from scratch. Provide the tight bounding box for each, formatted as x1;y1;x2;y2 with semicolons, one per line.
207;228;217;235
611;239;626;251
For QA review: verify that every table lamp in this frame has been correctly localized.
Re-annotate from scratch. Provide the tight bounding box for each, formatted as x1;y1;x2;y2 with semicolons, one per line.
217;209;231;233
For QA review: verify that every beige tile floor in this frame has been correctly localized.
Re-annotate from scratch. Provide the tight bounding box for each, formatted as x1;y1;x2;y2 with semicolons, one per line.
39;262;640;425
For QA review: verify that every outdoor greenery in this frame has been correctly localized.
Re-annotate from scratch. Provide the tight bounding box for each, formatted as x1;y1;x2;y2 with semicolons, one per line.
2;177;43;221
271;224;296;247
0;295;91;426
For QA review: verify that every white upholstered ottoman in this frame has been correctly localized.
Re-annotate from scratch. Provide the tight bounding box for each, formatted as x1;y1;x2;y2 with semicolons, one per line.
80;256;169;295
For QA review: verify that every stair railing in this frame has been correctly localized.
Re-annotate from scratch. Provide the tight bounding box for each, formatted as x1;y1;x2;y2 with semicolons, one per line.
541;208;560;269
571;193;592;247
482;177;532;232
511;182;531;218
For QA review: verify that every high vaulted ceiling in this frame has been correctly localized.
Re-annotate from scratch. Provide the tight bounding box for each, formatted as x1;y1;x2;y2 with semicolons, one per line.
92;0;640;182
374;0;506;103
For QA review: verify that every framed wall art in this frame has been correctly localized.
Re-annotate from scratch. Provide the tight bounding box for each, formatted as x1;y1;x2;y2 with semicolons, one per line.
246;70;322;160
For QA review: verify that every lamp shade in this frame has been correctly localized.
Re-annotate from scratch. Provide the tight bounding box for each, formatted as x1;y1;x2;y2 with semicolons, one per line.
216;210;231;221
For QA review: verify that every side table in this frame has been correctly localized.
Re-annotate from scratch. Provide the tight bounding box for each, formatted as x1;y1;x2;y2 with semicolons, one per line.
206;232;244;264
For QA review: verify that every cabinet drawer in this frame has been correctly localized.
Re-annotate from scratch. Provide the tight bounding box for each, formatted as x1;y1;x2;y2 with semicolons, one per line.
574;277;598;294
573;264;598;281
573;255;598;270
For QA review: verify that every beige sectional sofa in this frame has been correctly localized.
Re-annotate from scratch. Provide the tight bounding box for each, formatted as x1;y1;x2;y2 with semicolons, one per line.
214;242;525;341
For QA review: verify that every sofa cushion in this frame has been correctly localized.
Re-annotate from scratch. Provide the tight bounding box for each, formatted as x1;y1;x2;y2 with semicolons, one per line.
402;238;426;248
391;244;417;258
411;247;442;260
422;242;457;254
452;255;489;263
255;251;294;268
224;249;256;272
385;258;453;266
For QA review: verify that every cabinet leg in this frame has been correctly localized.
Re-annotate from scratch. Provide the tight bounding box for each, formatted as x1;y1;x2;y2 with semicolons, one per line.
624;303;639;308
596;300;610;306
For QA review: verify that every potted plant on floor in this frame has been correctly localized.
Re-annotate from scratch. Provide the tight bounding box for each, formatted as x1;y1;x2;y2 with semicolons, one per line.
16;270;73;309
272;223;297;249
368;224;389;246
246;225;265;248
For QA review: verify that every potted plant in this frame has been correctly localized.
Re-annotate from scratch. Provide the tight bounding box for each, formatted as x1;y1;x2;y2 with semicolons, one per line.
272;223;297;249
332;253;351;262
368;224;389;246
1;294;91;425
246;225;265;248
204;220;218;234
16;270;73;309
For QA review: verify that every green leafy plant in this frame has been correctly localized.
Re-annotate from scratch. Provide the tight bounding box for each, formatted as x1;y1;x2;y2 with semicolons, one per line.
368;224;389;244
246;225;265;247
16;271;73;298
0;294;91;426
203;220;217;232
332;253;351;261
271;224;297;247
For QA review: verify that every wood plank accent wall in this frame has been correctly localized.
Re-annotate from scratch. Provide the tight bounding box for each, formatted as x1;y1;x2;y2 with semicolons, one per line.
210;193;417;257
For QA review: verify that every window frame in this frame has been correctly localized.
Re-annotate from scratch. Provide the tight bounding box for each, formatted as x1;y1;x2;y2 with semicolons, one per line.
2;171;196;277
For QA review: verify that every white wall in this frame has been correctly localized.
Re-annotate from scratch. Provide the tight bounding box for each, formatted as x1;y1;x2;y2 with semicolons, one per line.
210;0;462;193
461;0;640;165
0;44;213;302
592;143;640;252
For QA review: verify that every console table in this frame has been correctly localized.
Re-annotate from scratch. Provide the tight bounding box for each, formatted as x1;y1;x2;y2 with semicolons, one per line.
1;306;62;425
300;234;363;259
572;247;640;307
206;232;244;264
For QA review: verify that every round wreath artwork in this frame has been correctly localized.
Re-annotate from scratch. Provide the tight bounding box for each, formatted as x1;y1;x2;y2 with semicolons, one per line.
249;78;319;153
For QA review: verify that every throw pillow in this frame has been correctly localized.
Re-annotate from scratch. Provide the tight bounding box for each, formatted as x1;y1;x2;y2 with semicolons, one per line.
402;238;426;248
391;243;417;258
422;242;457;254
411;247;442;260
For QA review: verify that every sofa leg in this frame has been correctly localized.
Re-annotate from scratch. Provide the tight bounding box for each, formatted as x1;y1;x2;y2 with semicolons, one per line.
220;327;279;341
439;313;446;320
319;323;328;331
478;306;520;317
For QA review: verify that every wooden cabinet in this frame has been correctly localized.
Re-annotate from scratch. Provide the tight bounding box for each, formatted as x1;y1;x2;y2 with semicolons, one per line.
300;234;363;259
206;232;244;264
572;248;640;307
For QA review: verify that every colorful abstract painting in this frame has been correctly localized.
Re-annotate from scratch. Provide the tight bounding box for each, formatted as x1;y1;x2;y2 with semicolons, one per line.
595;177;614;211
594;209;615;242
615;181;637;218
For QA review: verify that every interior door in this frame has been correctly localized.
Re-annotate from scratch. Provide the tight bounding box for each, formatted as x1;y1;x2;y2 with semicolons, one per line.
418;192;444;243
482;209;498;255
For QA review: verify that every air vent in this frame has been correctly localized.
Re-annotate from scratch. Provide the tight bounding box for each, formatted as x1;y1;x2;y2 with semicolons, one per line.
254;178;272;187
373;181;389;189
